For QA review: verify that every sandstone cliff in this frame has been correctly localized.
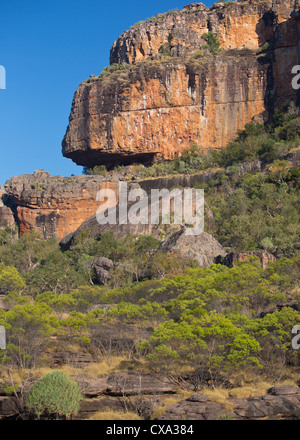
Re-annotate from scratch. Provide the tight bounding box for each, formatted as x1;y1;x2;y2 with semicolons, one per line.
3;168;219;241
62;0;300;168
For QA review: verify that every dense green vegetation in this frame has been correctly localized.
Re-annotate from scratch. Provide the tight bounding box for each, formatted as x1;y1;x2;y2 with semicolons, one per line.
83;107;300;257
205;164;299;256
0;254;299;383
1;106;299;391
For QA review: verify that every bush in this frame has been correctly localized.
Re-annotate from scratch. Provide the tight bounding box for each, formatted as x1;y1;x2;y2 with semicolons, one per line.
83;165;107;176
201;32;222;54
275;117;300;141
191;50;204;59
27;372;84;419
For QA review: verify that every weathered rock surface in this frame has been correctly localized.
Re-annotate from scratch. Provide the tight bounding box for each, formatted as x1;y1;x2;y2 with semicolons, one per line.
159;226;226;268
104;373;176;396
61;214;226;268
110;1;298;64
62;0;300;168
157;385;300;420
47;350;96;368
0;206;15;228
1;377;300;420
93;257;114;284
74;396;123;419
59;170;221;249
0;186;15;228
0;396;19;419
6;154;296;244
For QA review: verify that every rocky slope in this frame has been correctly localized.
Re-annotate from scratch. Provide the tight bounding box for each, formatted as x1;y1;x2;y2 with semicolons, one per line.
62;0;300;168
1;374;300;420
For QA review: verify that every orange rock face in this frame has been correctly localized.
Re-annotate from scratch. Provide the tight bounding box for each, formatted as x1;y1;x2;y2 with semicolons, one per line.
62;0;300;168
63;54;269;167
110;1;296;64
4;171;122;241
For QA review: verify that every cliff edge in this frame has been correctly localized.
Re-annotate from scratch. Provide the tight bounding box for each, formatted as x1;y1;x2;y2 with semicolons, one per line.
62;0;300;168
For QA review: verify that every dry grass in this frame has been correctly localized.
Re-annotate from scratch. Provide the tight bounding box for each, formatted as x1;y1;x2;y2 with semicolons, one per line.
88;410;142;420
0;356;151;387
80;357;130;378
202;388;234;411
204;376;299;404
150;372;300;419
150;390;195;420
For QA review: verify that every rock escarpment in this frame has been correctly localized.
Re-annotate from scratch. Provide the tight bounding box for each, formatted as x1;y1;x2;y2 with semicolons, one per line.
4;169;219;242
62;0;300;168
157;385;300;420
4;170;123;241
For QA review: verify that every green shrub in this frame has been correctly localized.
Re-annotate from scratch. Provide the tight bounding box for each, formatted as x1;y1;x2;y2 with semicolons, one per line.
275;117;300;141
191;50;204;59
83;165;107;176
201;32;222;54
158;42;172;57
130;20;145;30
27;371;84;419
257;40;274;54
98;63;131;79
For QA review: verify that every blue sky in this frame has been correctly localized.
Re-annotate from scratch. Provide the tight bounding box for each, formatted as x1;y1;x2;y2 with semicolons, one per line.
0;0;214;186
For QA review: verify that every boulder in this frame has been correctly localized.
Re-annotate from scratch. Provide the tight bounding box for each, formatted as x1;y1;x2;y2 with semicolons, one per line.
77;379;109;398
159;227;226;268
93;257;114;285
0;396;19;419
74;397;124;419
267;385;300;396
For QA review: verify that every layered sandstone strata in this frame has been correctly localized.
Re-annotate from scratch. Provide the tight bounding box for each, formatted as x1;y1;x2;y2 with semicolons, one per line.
62;0;300;168
62;53;270;167
110;0;299;64
4;170;123;241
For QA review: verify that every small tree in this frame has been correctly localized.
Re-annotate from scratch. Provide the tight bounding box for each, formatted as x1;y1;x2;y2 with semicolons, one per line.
201;32;221;54
27;372;84;419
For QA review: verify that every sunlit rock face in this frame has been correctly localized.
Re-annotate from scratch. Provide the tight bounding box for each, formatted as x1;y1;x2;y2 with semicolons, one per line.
62;0;300;168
